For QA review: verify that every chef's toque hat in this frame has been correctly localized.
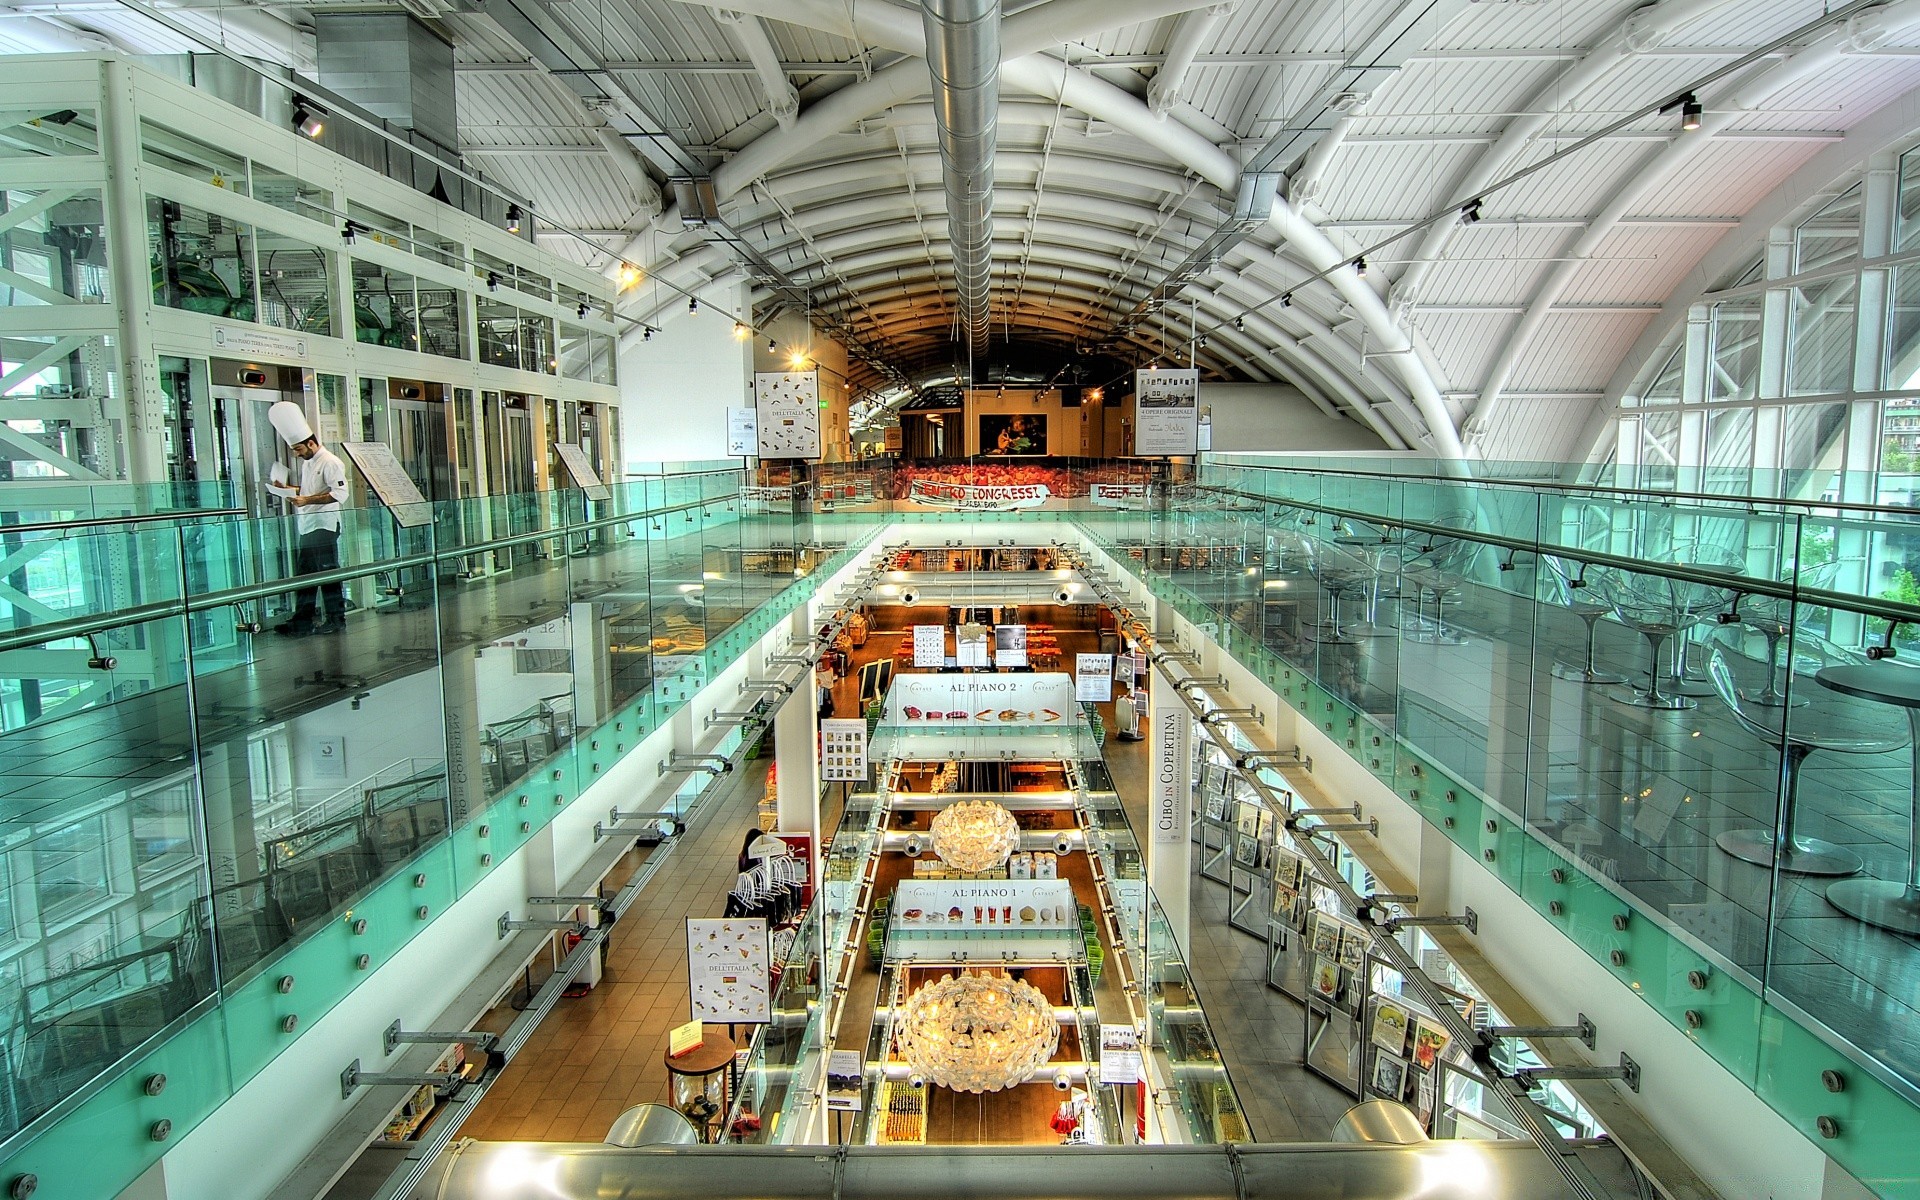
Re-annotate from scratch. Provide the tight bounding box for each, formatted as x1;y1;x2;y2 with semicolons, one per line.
267;401;314;446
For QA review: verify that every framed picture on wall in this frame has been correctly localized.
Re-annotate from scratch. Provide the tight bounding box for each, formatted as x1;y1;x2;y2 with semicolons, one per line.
979;413;1048;455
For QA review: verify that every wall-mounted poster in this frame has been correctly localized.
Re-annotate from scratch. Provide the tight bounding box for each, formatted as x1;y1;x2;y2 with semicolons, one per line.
1134;368;1199;456
979;412;1047;456
687;918;770;1022
726;406;758;456
754;371;821;459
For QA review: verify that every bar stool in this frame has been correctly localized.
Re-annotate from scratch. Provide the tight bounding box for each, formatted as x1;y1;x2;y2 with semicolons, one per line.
1544;555;1627;685
1706;634;1897;876
1590;567;1698;711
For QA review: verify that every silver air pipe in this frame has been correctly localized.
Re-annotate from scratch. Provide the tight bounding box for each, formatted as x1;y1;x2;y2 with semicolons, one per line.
417;1141;1604;1200
922;0;1000;354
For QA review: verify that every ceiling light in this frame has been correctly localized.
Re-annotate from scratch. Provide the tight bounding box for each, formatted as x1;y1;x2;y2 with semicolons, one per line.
292;102;324;139
505;203;524;234
1352;257;1367;278
486;271;500;291
929;799;1020;873
768;337;777;351
577;298;591;318
1460;199;1483;225
689;296;699;313
340;221;358;244
1233;316;1244;331
897;971;1060;1094
733;320;748;340
1680;94;1702;131
617;264;642;291
1279;293;1292;308
642;327;653;341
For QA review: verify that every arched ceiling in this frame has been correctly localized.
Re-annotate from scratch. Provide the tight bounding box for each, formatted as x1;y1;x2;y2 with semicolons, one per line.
15;0;1920;458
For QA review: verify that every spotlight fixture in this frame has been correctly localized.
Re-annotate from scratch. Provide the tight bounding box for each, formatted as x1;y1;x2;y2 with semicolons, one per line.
486;271;500;291
1279;293;1292;308
733;320;748;340
1352;256;1367;277
617;263;642;290
292;101;324;139
643;326;654;341
505;203;524;234
767;337;777;350
1680;93;1702;131
341;220;360;245
1233;316;1244;331
577;298;591;318
1460;198;1483;225
689;296;699;313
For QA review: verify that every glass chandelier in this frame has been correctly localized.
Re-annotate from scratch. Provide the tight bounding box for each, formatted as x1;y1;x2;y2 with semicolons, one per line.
897;971;1060;1093
929;799;1021;873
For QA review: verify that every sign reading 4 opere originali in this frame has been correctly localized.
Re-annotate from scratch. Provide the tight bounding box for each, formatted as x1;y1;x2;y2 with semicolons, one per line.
1134;368;1199;456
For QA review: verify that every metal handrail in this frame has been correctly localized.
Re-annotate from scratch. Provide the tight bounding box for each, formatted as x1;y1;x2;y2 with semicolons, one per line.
1204;456;1920;522
0;506;248;535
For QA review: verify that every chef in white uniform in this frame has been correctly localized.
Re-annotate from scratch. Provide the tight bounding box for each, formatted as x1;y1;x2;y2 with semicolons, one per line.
267;401;350;636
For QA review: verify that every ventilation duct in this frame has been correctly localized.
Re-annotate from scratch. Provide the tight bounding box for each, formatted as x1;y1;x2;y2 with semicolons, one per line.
921;0;1000;356
316;14;458;156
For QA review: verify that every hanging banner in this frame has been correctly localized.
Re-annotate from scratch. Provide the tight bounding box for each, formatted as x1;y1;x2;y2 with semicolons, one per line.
994;624;1028;667
1075;653;1115;702
1134;368;1200;456
754;371;822;458
1148;679;1192;845
686;918;770;1022
726;406;758;456
885;672;1078;724
908;478;1051;510
912;624;947;668
820;718;868;782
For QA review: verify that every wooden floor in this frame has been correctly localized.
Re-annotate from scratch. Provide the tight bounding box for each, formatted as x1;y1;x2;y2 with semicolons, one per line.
924;1081;1072;1145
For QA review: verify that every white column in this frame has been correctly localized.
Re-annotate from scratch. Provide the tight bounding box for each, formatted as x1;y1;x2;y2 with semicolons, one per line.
773;681;821;884
1146;666;1192;950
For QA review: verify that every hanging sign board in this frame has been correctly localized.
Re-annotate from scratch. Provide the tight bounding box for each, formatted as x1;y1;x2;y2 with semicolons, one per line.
820;718;868;782
1114;654;1136;688
1134;368;1200;456
955;624;990;668
907;479;1050;510
1099;1023;1143;1085
727;406;759;456
754;371;822;458
994;625;1028;667
886;673;1078;725
1149;679;1192;845
687;918;770;1023
826;1049;865;1112
882;424;903;454
553;442;612;502
1075;653;1115;702
912;624;947;668
339;441;432;527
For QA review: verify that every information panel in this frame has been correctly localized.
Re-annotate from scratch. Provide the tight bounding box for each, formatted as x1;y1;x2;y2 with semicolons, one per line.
754;371;821;458
553;442;611;502
820;718;868;782
994;625;1028;667
339;441;431;527
726;406;758;456
1099;1024;1143;1085
886;673;1078;725
912;624;947;667
892;879;1078;931
1134;368;1200;456
687;918;770;1023
1075;653;1115;702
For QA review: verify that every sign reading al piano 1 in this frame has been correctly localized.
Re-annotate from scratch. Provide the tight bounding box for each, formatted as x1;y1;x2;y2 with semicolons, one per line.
908;478;1050;510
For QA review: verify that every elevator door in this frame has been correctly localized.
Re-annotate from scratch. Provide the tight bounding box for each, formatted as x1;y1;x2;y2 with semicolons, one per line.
487;392;538;566
387;389;451;503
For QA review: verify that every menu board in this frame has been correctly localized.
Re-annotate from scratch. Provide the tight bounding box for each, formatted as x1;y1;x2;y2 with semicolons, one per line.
339;441;431;527
912;624;947;667
994;624;1028;667
553;442;611;502
1099;1024;1143;1085
892;879;1077;931
726;406;758;456
1075;653;1114;702
1134;368;1199;456
754;371;821;458
820;718;868;782
687;918;770;1022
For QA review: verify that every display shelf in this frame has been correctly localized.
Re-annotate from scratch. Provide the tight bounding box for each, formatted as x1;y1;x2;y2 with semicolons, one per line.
874;1078;926;1145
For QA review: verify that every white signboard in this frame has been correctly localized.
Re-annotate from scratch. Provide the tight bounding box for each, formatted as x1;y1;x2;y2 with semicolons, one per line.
553;442;611;502
1114;654;1136;688
1149;681;1192;846
907;478;1050;510
912;624;947;668
726;406;758;456
1099;1024;1143;1085
893;879;1078;931
211;319;308;360
886;672;1079;725
1135;368;1200;456
755;371;822;458
687;918;770;1023
826;1049;864;1112
820;718;868;782
994;625;1028;667
1075;653;1115;702
339;441;432;527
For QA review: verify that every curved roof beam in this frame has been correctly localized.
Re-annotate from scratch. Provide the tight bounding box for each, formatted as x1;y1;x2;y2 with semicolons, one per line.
1391;0;1738;309
1471;0;1920;446
712;8;801;129
1147;2;1238;118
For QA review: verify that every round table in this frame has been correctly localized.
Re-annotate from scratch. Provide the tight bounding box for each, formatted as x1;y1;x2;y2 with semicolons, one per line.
664;1028;737;1141
1816;663;1920;935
